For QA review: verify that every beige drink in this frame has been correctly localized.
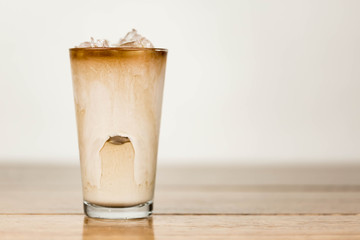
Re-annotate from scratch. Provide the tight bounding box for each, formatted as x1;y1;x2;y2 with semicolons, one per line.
70;31;167;219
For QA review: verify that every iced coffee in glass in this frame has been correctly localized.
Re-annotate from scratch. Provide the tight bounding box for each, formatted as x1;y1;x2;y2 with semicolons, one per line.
69;30;167;219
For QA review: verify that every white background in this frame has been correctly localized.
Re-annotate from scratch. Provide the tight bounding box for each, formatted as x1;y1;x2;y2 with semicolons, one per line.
0;0;359;165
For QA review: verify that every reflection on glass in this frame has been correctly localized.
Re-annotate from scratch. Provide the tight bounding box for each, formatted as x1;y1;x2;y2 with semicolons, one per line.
82;217;155;240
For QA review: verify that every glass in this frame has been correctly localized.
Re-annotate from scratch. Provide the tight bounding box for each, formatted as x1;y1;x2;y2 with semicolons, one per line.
69;48;167;219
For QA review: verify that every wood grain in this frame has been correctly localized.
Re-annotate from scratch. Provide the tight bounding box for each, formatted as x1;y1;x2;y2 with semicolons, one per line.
0;164;359;239
1;215;360;240
0;165;359;214
1;189;360;214
1;164;360;186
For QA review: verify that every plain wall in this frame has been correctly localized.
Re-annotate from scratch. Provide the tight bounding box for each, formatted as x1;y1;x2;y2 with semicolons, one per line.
0;0;359;165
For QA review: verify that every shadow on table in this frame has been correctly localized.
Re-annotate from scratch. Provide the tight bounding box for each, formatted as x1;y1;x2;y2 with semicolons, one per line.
82;217;154;240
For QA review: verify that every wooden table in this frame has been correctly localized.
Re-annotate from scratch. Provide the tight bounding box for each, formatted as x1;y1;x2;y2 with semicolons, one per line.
0;164;359;239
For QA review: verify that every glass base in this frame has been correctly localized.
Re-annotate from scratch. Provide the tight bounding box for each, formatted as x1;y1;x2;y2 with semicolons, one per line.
83;200;153;219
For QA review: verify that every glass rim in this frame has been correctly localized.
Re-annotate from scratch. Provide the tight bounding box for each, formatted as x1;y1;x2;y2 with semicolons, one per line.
69;47;168;52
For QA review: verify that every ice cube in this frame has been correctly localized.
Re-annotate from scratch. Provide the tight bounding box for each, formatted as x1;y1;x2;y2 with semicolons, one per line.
75;29;153;48
107;136;130;145
76;37;109;48
77;41;92;48
114;29;154;48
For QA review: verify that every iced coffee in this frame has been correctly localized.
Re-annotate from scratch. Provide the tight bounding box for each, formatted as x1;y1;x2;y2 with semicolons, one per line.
69;30;167;219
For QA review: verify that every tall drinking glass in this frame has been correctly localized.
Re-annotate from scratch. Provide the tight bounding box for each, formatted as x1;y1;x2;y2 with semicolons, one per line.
69;48;167;219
